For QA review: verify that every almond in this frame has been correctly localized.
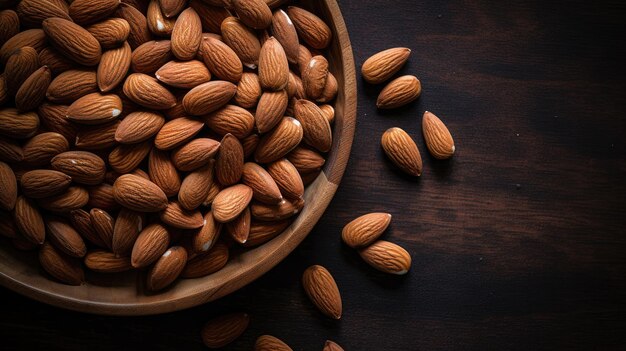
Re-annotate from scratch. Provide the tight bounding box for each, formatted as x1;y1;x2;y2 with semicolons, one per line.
232;0;271;29
21;132;67;167
14;196;46;244
221;16;261;69
225;206;251;243
36;104;76;142
42;18;102;66
0;29;46;66
183;239;228;276
303;55;328;100
38;47;75;75
0;162;17;210
250;197;304;221
172;138;220;172
160;201;203;229
190;210;221;254
148;148;181;197
67;92;122;125
342;212;392;248
97;41;132;92
361;47;411;84
131;223;170;268
0;108;39;139
302;265;342;319
70;209;108;248
89;208;114;249
205;105;254;139
69;0;120;25
131;40;173;74
287;146;325;174
267;158;304;199
234;72;261;108
20;170;72;199
87;18;131;49
199;36;243;83
51;151;106;185
0;10;20;46
422;111;455;159
87;183;119;212
317;72;338;103
84;250;133;273
0;137;23;163
242;133;260;159
242;162;282;204
296;44;312;74
212;184;253;223
381;127;422;176
255;117;303;163
243;219;290;247
46;70;98;104
4;46;39;97
323;340;344;351
215;133;244;186
171;7;202;60
115;3;152;49
359;240;412;275
112;208;144;255
39;242;84;285
155;116;204;150
294;99;332;152
201;312;250;348
115;111;165;144
156;59;210;88
123;73;177;109
271;9;299;64
15;66;52;112
182;80;237;116
159;0;186;17
39;186;89;212
189;0;231;34
179;162;214;210
75;120;120;150
113;174;168;212
286;71;304;99
255;335;293;351
108;141;152;173
147;0;175;36
319;104;335;124
15;0;71;27
255;89;289;133
45;217;87;258
376;75;421;109
258;37;289;91
287;6;331;49
146;246;187;290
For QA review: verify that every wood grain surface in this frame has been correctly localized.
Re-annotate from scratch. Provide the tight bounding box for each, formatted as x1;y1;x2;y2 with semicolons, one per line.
1;0;625;349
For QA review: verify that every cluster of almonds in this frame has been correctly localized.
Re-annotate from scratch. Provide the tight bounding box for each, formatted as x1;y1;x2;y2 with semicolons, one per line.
0;0;339;292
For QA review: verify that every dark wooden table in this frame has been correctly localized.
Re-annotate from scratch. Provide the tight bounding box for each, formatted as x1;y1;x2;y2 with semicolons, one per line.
2;0;626;349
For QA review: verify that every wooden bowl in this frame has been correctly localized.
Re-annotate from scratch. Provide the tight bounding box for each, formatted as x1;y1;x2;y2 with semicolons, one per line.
0;0;356;315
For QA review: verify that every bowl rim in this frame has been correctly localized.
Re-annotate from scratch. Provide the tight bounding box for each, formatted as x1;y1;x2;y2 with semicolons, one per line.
0;0;356;316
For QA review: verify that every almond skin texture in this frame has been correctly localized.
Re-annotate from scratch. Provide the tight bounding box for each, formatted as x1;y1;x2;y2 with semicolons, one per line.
160;201;203;229
67;92;123;125
255;89;289;134
250;197;304;222
38;47;75;75
0;29;46;66
14;196;46;244
112;208;144;255
422;111;455;159
4;47;39;97
90;208;115;249
0;162;17;210
183;240;228;276
131;223;170;268
294;99;333;153
156;60;210;89
159;0;186;17
47;70;98;104
22;132;69;167
362;47;411;84
205;105;255;139
287;146;325;174
39;186;89;212
108;141;152;174
155;117;204;150
148;148;181;197
215;134;244;186
267;158;304;199
189;0;230;34
255;117;303;163
179;162;214;210
287;6;331;49
381;127;423;177
376;75;422;109
226;207;251;243
113;174;168;212
271;10;299;64
172;138;220;172
147;0;175;36
37;103;77;142
221;16;261;68
259;37;289;91
51;151;106;185
15;0;71;27
75;120;120;150
85;250;133;273
212;184;253;223
20;170;72;199
243;219;290;247
242;162;283;205
302;265;342;319
233;0;271;29
0;10;19;47
359;240;412;275
317;71;338;103
171;8;202;60
87;18;131;49
342;212;392;248
69;0;120;25
190;210;221;254
123;73;177;110
87;183;119;212
303;55;329;100
0;137;23;163
115;3;152;49
0;108;39;139
115;111;165;144
39;242;84;285
16;66;52;112
183;80;237;116
131;40;173;74
43;18;102;66
234;72;261;108
201;313;250;349
147;246;187;291
98;41;132;92
45;217;87;258
199;36;242;84
70;209;108;248
255;335;293;351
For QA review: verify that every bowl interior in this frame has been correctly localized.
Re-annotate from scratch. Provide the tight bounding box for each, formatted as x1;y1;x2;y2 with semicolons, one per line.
0;0;356;315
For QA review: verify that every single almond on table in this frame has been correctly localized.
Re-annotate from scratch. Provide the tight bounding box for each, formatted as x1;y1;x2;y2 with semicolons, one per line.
113;174;168;212
302;265;342;319
201;312;250;349
381;127;423;176
422;111;455;159
342;212;392;248
359;240;412;275
377;75;422;109
362;47;411;84
255;335;293;351
212;184;253;223
287;6;331;49
146;246;187;291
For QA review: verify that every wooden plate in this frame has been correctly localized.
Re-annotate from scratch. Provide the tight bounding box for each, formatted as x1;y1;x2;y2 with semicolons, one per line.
0;0;356;315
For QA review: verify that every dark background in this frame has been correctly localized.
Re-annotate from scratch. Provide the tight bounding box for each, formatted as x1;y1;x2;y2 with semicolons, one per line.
2;0;626;349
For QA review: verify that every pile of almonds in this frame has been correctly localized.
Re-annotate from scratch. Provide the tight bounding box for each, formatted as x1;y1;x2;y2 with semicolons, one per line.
0;0;339;292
